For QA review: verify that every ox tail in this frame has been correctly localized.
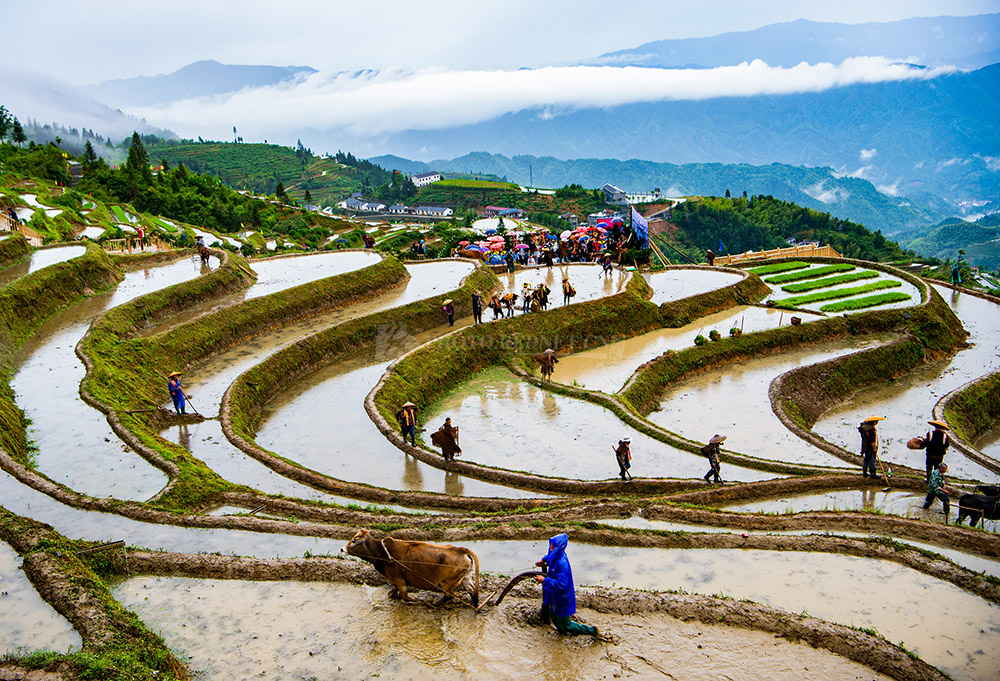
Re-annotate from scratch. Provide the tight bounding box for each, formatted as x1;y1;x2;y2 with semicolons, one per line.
467;549;480;608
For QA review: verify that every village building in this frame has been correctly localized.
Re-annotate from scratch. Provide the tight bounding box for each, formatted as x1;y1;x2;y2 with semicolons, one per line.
483;205;525;219
411;171;442;187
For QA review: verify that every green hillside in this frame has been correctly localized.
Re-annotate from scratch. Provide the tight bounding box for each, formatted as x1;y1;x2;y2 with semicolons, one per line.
903;217;1000;269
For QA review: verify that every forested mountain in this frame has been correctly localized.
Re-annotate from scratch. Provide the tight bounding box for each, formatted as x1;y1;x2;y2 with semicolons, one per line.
904;216;1000;269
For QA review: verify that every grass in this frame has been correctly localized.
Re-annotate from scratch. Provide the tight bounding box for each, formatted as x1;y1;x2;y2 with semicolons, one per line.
781;269;879;293
110;205;130;224
764;263;856;284
820;291;912;312
774;279;901;308
746;261;811;276
148;216;177;233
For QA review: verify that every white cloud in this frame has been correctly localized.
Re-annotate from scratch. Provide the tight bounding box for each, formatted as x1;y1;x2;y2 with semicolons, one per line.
127;57;956;142
803;180;850;204
976;154;1000;172
859;148;877;161
876;182;901;196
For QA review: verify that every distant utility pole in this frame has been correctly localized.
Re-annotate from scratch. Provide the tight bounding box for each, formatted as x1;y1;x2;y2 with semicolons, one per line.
529;164;533;189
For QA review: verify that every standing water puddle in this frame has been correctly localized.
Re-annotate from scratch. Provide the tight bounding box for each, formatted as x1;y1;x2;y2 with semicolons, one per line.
422;367;778;482
111;577;893;681
649;335;895;467
812;285;1000;480
0;541;81;655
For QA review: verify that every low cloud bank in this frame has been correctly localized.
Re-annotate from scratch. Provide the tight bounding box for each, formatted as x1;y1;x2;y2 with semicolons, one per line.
128;57;955;142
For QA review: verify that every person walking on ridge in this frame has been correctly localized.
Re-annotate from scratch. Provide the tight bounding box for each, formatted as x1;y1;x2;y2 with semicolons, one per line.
471;292;483;324
702;434;725;483
859;416;883;479
614;437;632;482
395;402;418;446
442;299;455;327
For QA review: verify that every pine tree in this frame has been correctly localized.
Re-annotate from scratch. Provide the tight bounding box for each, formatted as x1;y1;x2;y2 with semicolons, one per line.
83;140;98;166
12;119;25;147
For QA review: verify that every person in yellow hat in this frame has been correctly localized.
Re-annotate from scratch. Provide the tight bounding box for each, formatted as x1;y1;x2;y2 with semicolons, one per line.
924;420;951;480
167;371;186;415
858;416;884;479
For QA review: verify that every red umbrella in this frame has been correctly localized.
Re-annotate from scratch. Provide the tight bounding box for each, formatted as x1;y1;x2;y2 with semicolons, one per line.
491;242;504;251
459;240;470;246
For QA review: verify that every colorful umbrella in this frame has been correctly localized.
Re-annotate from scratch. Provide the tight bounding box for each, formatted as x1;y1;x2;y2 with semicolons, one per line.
515;243;530;249
459;240;470;246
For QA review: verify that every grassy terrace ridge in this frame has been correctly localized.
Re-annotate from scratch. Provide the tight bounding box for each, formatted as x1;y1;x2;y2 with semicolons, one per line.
763;263;857;284
0;233;32;267
943;372;1000;446
747;261;811;276
782;269;879;293
78;251;407;511
1;243;122;459
435;178;521;190
820;291;912;313
775;279;902;308
0;508;188;681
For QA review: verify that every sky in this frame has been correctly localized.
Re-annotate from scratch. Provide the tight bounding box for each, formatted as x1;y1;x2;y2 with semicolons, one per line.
3;0;998;82
1;0;997;153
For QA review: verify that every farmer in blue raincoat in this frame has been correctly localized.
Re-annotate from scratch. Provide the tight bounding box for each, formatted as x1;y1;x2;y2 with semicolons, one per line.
534;534;600;638
167;371;186;415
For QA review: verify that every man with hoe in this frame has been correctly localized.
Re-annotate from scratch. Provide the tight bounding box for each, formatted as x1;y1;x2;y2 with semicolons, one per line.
858;416;884;479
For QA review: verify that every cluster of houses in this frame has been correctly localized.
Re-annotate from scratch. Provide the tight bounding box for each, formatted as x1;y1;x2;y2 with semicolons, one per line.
601;183;664;205
338;193;453;218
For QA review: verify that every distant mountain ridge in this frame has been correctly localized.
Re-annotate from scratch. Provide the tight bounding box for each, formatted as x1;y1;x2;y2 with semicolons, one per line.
595;14;1000;69
92;60;317;108
367;151;946;239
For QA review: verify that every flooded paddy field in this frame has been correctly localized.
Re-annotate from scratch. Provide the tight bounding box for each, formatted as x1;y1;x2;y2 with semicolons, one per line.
649;335;894;467
495;262;629;305
0;541;81;656
761;263;923;313
112;577;895;681
642;268;744;304
813;285;1000;481
0;244;86;287
422;367;778;482
10;256;219;501
556;305;822;393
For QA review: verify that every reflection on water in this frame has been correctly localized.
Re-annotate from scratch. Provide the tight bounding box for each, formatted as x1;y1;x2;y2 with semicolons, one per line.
642;268;743;305
0;245;86;287
113;577;893;681
0;541;81;655
423;367;778;482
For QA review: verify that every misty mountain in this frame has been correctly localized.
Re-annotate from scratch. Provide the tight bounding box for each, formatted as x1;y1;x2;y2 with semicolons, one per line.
92;60;317;108
0;67;175;146
367;151;946;240
595;14;1000;69
352;63;1000;214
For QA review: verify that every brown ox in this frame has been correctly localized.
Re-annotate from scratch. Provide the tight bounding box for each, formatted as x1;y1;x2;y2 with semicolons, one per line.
344;529;480;607
457;248;486;261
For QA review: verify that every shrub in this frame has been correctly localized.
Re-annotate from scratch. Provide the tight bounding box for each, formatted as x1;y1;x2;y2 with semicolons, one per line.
708;329;721;341
694;334;707;345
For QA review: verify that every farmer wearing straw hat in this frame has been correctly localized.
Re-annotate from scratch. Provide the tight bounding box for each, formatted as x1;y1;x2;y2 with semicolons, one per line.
924;420;951;480
442;299;455;327
858;416;884;479
167;371;186;415
614;437;632;482
702;434;726;483
538;348;558;380
395;402;418;446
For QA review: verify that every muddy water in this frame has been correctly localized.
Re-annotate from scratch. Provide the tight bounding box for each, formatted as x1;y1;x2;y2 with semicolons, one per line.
763;264;923;313
257;359;543;499
451;542;1000;681
422;367;777;482
812;285;1000;481
598;517;1000;576
556;306;822;393
642;268;744;305
0;541;81;655
141;250;385;334
110;578;891;681
648;336;894;467
0;245;86;287
11;258;218;501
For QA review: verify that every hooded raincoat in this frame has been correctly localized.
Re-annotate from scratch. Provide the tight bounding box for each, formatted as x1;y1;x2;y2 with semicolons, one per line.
540;533;577;618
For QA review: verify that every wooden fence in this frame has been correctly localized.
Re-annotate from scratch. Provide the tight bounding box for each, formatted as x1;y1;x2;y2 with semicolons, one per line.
0;212;45;246
715;243;841;267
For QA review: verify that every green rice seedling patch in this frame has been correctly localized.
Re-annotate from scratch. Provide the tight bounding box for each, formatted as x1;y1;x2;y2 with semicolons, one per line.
148;216;177;233
746;261;810;276
775;279;901;308
781;270;879;293
110;205;130;223
765;263;856;284
820;291;912;312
